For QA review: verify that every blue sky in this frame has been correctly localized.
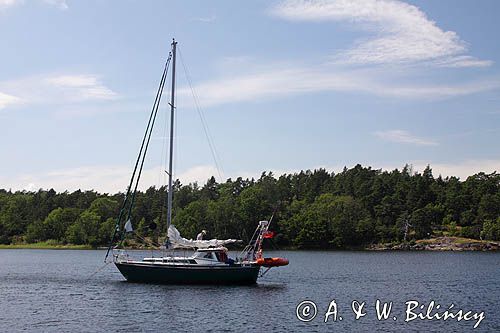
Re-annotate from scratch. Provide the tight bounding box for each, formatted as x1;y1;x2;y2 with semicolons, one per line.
0;0;499;192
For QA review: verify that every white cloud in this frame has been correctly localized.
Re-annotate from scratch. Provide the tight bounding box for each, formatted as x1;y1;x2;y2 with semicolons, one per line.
415;160;500;180
376;160;500;180
46;75;100;87
3;160;497;192
176;165;219;184
1;165;155;193
433;56;493;68
0;92;22;109
374;129;438;146
25;183;37;192
191;14;216;23
0;0;21;10
0;73;118;109
45;74;118;100
0;0;19;9
253;160;500;182
177;64;500;107
0;164;221;193
42;0;67;10
271;0;491;67
177;0;498;108
0;0;67;10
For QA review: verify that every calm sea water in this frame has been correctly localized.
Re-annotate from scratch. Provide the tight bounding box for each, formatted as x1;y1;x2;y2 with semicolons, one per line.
0;249;499;332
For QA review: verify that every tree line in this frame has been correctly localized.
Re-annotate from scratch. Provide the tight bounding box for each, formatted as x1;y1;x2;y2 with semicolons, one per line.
0;164;499;248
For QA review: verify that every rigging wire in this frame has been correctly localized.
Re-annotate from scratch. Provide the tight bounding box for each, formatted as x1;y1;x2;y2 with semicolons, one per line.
157;97;168;189
157;72;170;187
178;46;225;182
156;67;173;234
104;53;172;262
125;53;172;225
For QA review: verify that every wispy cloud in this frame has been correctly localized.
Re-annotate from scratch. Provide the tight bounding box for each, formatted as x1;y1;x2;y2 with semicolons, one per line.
0;0;22;10
191;14;216;23
0;92;22;109
42;0;68;10
270;0;491;67
0;73;118;110
0;0;67;10
177;64;500;107
45;74;118;101
177;0;499;108
374;129;438;146
434;56;493;68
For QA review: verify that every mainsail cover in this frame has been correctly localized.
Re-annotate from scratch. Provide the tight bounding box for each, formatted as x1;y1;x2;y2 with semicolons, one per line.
167;225;241;249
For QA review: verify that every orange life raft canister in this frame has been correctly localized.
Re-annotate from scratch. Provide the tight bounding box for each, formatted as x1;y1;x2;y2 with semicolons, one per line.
255;257;289;267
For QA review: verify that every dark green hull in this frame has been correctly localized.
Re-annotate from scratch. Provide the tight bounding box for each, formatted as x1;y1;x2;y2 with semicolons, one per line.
115;262;260;285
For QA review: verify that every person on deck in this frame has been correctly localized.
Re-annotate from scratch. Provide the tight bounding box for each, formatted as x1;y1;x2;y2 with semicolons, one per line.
196;230;207;240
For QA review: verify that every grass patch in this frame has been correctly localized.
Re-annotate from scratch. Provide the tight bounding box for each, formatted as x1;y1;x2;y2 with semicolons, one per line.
0;241;92;250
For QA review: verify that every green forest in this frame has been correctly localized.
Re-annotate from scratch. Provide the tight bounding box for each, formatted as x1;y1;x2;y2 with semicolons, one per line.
0;164;499;249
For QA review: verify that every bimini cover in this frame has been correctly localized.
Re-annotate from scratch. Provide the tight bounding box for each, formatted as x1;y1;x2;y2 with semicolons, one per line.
167;225;241;249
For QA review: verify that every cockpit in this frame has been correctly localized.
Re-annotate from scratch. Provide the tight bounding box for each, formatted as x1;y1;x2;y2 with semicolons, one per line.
193;247;231;265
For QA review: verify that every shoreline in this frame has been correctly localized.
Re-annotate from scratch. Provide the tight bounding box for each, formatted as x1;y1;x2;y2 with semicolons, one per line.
0;243;92;250
1;237;499;251
367;237;500;251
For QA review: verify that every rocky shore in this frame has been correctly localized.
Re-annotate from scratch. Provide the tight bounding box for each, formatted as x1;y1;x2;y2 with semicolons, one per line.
369;237;500;251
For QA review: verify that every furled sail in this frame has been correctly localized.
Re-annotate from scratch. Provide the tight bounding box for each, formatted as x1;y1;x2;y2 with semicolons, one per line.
167;225;241;249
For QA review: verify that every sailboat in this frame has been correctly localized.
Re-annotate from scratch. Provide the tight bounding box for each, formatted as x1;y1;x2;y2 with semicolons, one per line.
104;39;288;284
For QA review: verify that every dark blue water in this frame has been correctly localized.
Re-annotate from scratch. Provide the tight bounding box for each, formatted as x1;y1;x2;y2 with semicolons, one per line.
0;249;498;332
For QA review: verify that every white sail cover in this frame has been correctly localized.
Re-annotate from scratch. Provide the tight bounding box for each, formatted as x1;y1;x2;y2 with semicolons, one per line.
167;225;241;249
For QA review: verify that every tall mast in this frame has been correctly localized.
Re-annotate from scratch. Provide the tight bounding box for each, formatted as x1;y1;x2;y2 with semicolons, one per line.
167;39;177;231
